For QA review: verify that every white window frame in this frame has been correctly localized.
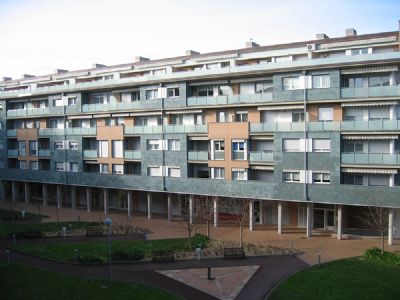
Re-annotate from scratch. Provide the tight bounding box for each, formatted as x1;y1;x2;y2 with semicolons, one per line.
30;161;39;170
212;167;225;179
98;140;109;158
148;166;162;177
112;140;124;158
55;162;66;172
283;171;300;183
312;75;330;89
312;139;331;152
167;166;181;177
112;164;124;174
232;168;247;181
100;163;109;174
145;89;159;100
168;139;180;151
69;141;78;150
54;141;65;150
167;87;180;98
312;172;330;184
283;77;300;90
19;160;27;170
147;139;161;150
69;162;78;172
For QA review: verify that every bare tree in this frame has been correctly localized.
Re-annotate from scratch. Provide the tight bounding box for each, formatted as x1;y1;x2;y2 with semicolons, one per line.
355;205;388;253
178;194;196;249
196;195;214;239
220;197;250;247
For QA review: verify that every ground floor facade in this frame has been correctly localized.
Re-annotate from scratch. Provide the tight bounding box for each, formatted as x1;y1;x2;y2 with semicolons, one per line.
1;180;399;244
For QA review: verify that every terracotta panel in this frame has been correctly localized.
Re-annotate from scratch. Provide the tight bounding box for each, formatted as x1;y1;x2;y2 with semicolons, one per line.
124;118;134;127
205;109;216;124
307;105;318;122
96;119;106;127
232;84;240;95
333;104;342;121
96;126;124;140
248;108;260;123
17;128;38;141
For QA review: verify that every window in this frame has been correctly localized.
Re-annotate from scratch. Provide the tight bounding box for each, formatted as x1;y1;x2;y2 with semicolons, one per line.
255;81;273;94
217;111;228;123
30;161;39;170
283;139;300;152
112;140;123;158
312;139;331;152
146;89;158;99
232;141;245;160
219;85;233;96
167;167;181;177
369;75;390;87
213;167;225;179
112;164;124;174
342;174;363;185
283;171;300;182
369;107;390;121
53;98;64;107
232;169;247;180
240;83;255;94
19;141;26;156
29;141;38;156
98;141;109;157
148;166;162;176
313;172;330;184
152;69;166;75
54;141;65;150
168;139;180;151
105;118;116;126
214;140;225;151
292;111;304;122
147;139;161;150
312;75;330;88
351;48;369;56
48;119;65;129
55;162;65;171
235;111;248;122
90;94;109;104
67;97;77;105
100;164;109;174
19;160;27;170
343;142;364;153
197;86;214;97
368;175;390;186
70;162;78;172
283;77;300;90
317;107;333;121
69;141;78;150
121;91;140;102
167;88;180;98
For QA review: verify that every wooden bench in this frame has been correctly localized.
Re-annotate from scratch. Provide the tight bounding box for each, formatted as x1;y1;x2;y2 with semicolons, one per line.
22;231;43;239
223;247;245;259
152;251;175;263
85;226;104;237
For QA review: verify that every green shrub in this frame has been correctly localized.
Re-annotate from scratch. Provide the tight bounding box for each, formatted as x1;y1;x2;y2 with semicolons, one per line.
364;247;382;259
111;249;144;261
77;254;106;263
363;247;400;265
191;234;209;249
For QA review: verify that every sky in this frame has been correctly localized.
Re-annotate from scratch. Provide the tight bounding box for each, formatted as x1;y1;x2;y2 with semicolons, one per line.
0;0;399;79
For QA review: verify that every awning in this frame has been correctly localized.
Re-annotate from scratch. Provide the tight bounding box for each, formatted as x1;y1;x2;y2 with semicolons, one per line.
92;114;110;118
68;115;92;120
230;76;272;83
84;161;98;164
130;111;162;117
341;66;398;74
258;105;304;111
112;113;130;117
342;168;398;174
188;80;228;86
342;135;398;140
283;169;300;173
188;136;208;140
250;136;274;140
165;110;202;115
342;101;398;107
250;165;274;171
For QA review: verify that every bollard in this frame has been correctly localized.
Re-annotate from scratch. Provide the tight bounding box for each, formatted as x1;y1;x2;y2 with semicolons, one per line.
207;266;213;280
318;254;321;267
5;250;10;264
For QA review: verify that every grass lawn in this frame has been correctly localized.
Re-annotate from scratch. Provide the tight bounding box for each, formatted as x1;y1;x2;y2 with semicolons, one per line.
0;208;48;222
16;235;208;262
269;258;400;300
0;262;180;300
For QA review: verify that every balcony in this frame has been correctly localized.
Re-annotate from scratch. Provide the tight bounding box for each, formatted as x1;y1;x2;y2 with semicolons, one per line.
187;96;228;106
188;151;208;161
249;151;273;162
164;124;207;133
187;93;273;107
6;129;17;137
83;150;98;159
38;128;96;136
38;149;50;157
82;101;145;113
341;153;400;165
124;126;162;134
213;151;225;160
7;149;18;156
341;86;400;98
124;150;141;160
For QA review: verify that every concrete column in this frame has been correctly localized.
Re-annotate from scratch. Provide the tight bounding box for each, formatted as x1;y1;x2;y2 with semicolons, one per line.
167;194;172;222
127;191;132;219
249;199;254;231
103;189;109;214
388;208;394;245
189;195;194;224
57;185;62;208
147;192;152;219
259;200;263;225
213;197;218;227
42;184;48;207
0;180;5;202
306;203;312;238
86;187;91;212
337;205;343;240
11;181;17;203
277;202;283;234
24;182;30;205
71;186;76;209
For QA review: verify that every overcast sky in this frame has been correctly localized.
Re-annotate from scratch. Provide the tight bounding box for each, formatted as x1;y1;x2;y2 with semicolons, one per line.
0;0;399;79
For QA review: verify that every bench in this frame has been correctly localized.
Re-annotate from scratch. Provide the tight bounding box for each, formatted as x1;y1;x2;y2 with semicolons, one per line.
223;247;245;259
22;230;43;239
85;226;104;237
152;251;175;263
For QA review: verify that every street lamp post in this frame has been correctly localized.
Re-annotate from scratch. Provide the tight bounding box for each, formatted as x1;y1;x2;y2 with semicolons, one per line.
104;217;113;279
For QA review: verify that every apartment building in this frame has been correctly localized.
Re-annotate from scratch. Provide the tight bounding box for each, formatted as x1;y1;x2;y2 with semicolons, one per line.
1;25;400;244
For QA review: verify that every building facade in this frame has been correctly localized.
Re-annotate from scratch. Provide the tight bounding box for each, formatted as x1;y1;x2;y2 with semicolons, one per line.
1;26;400;243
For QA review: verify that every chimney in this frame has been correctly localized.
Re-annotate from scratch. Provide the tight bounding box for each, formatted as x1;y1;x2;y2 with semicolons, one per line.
185;50;200;56
92;63;106;69
1;77;12;82
22;74;35;79
134;56;150;63
345;28;357;37
54;69;68;74
316;33;329;40
246;41;260;48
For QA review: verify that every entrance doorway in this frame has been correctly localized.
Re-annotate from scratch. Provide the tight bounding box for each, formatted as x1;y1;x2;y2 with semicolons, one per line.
313;208;335;230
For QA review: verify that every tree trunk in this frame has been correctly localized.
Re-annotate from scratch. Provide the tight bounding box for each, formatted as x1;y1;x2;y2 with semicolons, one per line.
381;230;385;254
239;224;243;247
207;219;210;238
187;222;192;249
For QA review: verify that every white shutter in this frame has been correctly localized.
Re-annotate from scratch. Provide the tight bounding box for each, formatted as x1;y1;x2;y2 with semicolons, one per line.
318;107;333;121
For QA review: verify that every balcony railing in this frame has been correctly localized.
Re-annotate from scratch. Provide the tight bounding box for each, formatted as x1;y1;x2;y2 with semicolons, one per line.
38;128;96;136
341;153;400;165
187;93;273;106
38;149;50;157
82;101;145;113
164;124;207;133
124;126;162;134
124;150;141;160
83;150;98;158
232;152;245;160
249;151;273;162
6;129;17;137
341;86;400;98
188;151;208;161
7;149;18;156
213;151;225;160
